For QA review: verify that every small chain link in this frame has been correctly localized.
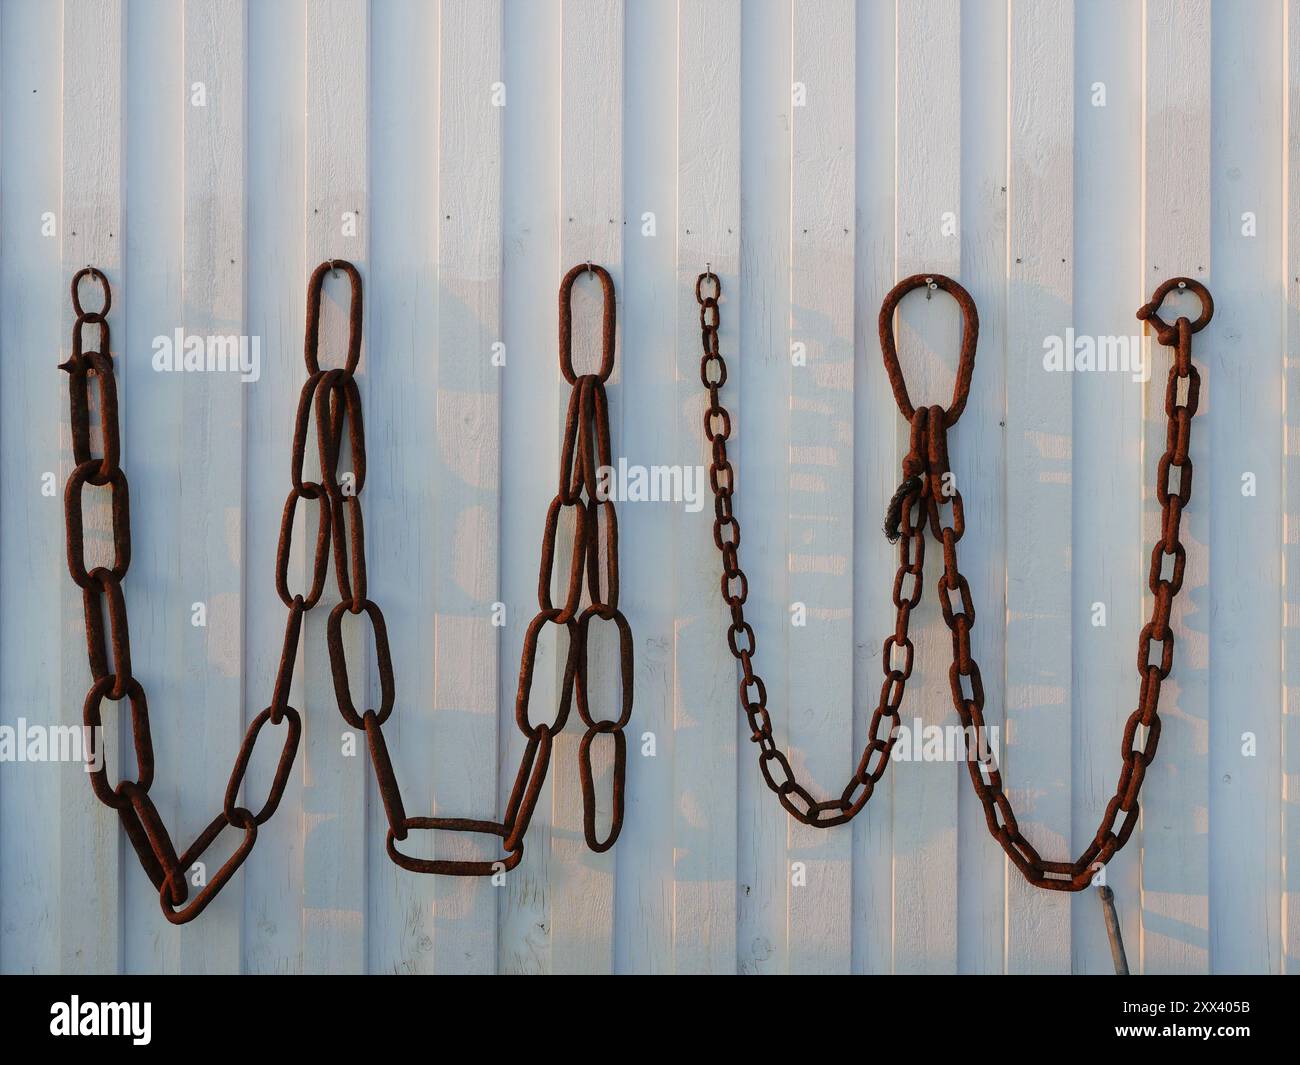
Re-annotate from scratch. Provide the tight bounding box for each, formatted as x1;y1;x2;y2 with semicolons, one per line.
699;269;1211;890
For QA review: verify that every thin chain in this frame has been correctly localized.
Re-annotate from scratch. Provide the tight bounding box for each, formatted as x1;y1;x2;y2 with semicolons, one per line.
62;267;320;924
698;268;1212;891
357;261;632;873
945;278;1212;890
696;273;950;826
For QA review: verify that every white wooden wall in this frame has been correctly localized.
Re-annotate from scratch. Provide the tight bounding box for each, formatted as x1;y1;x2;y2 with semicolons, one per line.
0;0;1296;975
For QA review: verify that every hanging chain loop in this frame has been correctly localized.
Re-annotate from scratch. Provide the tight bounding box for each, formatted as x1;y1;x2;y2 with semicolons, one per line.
948;278;1212;890
357;260;633;872
695;272;967;827
60;267;320;924
699;268;1209;890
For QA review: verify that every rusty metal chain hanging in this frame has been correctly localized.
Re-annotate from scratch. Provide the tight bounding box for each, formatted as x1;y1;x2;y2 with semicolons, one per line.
698;268;1212;890
61;259;633;918
343;260;632;875
61;266;315;924
696;270;927;827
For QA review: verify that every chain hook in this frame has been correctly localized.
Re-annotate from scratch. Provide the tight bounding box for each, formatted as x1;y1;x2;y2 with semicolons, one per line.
878;273;979;427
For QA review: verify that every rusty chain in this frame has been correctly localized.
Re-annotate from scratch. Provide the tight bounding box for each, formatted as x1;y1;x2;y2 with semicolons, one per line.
699;269;1212;891
695;272;949;826
345;260;631;875
942;276;1212;890
62;266;315;924
62;259;631;919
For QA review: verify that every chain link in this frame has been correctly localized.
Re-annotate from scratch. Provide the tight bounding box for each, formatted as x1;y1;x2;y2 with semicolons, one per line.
697;272;933;827
61;266;322;923
699;269;1211;890
366;261;632;872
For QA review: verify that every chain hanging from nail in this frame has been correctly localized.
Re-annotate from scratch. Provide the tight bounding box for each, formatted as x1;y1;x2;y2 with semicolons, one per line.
368;261;632;874
699;269;1211;891
61;266;321;924
946;277;1212;890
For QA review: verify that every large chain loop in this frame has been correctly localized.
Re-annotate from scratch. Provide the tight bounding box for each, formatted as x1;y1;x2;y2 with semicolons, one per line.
360;261;633;871
61;267;323;924
948;280;1211;889
700;269;1209;890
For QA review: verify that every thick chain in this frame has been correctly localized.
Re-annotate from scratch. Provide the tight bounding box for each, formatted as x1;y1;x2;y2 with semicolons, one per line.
945;277;1212;890
62;260;632;917
61;267;319;924
367;261;632;873
699;269;1211;890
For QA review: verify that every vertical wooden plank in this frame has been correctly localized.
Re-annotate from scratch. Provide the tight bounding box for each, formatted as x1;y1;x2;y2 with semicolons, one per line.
303;0;368;974
59;0;125;974
550;0;623;975
365;0;438;976
786;0;854;975
120;0;184;974
736;0;791;975
498;0;561;975
892;0;961;974
428;0;503;973
1140;0;1211;975
1285;0;1300;976
176;0;246;972
1072;0;1144;974
955;0;1008;975
1207;0;1284;975
0;0;65;974
243;0;306;975
618;0;675;974
851;0;898;977
674;0;740;975
1004;0;1073;974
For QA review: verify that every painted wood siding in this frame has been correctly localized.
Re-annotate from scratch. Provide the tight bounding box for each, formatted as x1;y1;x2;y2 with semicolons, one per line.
0;0;1296;974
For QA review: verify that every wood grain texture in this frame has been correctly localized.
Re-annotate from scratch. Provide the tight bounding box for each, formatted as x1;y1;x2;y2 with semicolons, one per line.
1206;0;1283;975
1141;0;1212;975
59;0;125;974
619;0;675;974
303;0;368;975
1285;0;1300;976
955;0;1009;975
673;0;740;975
736;0;792;974
1072;0;1143;975
893;0;962;975
366;0;438;974
0;0;1294;975
177;0;246;973
498;0;562;975
787;0;855;975
851;0;898;976
551;0;623;976
0;0;66;975
1004;0;1073;974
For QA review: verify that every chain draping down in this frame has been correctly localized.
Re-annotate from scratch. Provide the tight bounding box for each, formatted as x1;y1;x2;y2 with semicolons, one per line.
61;260;633;919
378;261;632;873
61;266;315;924
698;269;1213;891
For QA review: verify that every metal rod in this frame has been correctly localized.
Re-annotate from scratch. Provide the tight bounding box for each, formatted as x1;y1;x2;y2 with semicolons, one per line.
1098;885;1129;975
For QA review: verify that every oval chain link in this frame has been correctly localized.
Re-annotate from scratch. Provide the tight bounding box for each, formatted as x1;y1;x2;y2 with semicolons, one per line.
698;269;1210;890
